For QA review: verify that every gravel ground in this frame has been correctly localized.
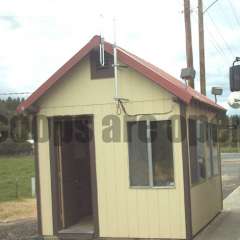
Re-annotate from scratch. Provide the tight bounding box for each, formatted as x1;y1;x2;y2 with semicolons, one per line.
0;218;37;240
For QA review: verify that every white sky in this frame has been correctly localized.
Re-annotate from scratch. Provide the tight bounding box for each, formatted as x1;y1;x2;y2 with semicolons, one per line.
0;0;240;114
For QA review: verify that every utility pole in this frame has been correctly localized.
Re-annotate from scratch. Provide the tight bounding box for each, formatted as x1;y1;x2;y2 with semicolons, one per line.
183;0;195;88
198;0;206;95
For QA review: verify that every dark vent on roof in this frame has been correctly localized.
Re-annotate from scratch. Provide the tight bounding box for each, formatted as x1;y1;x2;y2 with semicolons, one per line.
90;50;114;79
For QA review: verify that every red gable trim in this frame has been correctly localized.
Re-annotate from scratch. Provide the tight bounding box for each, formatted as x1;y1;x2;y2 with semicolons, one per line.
17;35;225;113
17;36;100;112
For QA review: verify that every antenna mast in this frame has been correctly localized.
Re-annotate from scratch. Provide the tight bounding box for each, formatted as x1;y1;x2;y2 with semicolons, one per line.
113;17;119;99
99;14;105;66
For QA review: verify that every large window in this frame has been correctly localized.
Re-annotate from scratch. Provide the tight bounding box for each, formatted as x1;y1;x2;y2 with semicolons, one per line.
189;120;220;185
127;120;174;187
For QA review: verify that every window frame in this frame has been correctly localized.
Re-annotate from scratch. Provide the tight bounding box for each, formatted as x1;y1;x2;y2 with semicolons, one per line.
209;123;220;177
127;119;176;189
188;119;207;186
188;119;220;186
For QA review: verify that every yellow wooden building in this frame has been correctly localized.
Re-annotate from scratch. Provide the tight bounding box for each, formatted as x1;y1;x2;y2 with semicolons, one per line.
17;35;225;240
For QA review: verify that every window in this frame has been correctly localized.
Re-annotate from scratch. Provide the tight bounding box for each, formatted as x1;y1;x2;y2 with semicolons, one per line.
211;124;219;175
206;123;213;178
127;120;174;187
189;120;220;184
189;120;206;184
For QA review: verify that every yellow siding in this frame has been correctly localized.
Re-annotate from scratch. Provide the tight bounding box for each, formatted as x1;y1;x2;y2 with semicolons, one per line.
37;116;53;235
186;105;222;236
36;56;186;238
191;176;222;235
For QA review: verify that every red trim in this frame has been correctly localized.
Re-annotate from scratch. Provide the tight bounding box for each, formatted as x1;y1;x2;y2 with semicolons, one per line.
17;36;100;112
17;35;225;113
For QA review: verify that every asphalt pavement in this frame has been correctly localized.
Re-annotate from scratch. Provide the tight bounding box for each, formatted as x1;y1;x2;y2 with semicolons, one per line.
221;153;240;199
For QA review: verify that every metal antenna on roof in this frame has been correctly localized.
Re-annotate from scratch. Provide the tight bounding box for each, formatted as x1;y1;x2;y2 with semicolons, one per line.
113;17;119;100
99;14;105;67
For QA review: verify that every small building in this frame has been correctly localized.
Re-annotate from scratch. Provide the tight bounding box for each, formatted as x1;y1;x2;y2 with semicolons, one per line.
17;35;226;240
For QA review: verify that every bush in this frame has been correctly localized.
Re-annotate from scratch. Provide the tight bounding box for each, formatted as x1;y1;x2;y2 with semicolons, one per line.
0;138;33;155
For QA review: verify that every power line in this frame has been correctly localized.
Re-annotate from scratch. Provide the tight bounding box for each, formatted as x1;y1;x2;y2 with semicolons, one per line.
0;92;32;96
204;21;231;62
192;11;230;64
227;0;240;28
217;0;237;31
206;12;235;58
203;0;221;14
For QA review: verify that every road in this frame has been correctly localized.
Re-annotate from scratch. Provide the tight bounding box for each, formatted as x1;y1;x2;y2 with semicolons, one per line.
221;153;240;199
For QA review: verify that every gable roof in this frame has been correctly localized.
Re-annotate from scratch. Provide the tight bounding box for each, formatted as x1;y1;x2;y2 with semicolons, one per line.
17;35;225;113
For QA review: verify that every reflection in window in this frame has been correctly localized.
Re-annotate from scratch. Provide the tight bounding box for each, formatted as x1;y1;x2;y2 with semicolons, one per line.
189;120;206;184
127;120;174;187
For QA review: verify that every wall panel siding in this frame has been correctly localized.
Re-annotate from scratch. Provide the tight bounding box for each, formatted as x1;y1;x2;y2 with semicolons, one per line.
191;176;222;235
187;105;222;236
37;116;53;235
37;56;186;238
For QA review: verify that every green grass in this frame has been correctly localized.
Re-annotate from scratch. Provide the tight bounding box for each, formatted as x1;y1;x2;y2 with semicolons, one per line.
0;155;35;202
221;146;240;153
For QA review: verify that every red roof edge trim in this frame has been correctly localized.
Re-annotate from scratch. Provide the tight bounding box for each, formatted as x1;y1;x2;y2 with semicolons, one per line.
16;35;100;113
103;42;192;103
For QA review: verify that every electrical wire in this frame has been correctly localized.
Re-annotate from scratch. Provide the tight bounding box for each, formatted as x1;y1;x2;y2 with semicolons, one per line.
116;99;174;117
192;11;230;64
227;0;240;28
203;0;221;14
0;92;32;96
206;12;235;58
205;25;231;63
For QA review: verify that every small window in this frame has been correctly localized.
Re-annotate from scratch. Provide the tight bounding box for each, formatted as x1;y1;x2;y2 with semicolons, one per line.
127;120;174;187
90;50;114;79
189;120;206;184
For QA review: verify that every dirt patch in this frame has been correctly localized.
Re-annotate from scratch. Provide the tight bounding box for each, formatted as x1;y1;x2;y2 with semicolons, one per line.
0;218;37;240
0;199;36;223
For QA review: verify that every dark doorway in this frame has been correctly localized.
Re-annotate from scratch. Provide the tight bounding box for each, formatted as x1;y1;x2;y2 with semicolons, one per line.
50;115;97;236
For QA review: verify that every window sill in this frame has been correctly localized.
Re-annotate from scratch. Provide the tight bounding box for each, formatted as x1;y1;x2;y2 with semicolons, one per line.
129;185;176;190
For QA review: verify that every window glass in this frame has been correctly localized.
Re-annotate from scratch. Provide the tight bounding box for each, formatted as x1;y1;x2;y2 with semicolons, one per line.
197;120;206;180
189;119;206;184
151;121;174;186
127;120;175;187
206;123;213;178
127;121;149;186
211;124;219;175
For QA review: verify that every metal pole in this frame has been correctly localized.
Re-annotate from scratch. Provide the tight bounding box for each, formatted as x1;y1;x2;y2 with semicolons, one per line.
15;177;19;199
198;0;206;95
183;0;195;89
113;18;118;99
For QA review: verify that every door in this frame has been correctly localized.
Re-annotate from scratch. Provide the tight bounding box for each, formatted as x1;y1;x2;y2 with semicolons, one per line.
58;117;93;228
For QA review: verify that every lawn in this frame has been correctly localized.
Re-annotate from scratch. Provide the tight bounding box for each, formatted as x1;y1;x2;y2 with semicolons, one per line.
221;146;240;153
0;155;35;202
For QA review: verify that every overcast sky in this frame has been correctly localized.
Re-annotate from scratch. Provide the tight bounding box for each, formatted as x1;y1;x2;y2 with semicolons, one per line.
0;0;240;114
